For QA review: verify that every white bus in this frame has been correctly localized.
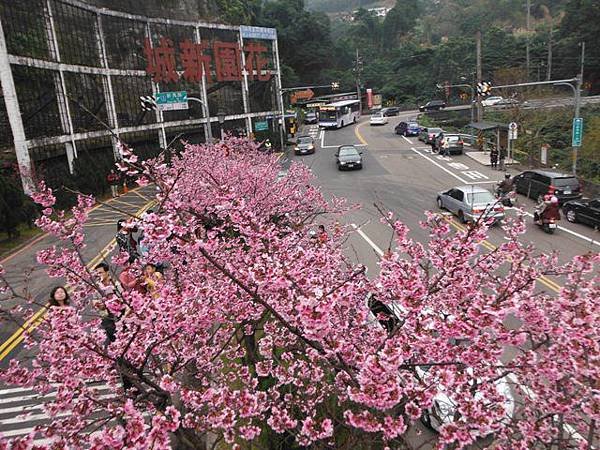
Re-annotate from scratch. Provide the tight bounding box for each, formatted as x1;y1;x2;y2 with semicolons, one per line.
318;100;361;129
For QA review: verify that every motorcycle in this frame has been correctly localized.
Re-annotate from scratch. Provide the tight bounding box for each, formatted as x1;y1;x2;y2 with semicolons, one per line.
533;209;560;234
495;187;517;207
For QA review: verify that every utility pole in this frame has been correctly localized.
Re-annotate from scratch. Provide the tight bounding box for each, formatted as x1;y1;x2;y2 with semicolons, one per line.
526;0;531;81
476;30;483;122
353;49;363;112
580;41;586;82
546;21;553;81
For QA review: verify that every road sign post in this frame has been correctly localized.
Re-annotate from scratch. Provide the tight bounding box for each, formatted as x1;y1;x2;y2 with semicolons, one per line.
572;117;583;147
154;91;189;111
508;122;518;162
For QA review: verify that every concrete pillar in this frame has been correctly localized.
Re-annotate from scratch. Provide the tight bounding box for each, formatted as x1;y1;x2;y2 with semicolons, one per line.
0;17;33;193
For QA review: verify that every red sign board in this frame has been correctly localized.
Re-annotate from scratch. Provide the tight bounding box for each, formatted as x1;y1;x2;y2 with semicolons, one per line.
290;89;314;104
144;37;272;84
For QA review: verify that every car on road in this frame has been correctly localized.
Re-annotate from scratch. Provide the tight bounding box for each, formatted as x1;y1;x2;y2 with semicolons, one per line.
513;170;582;204
495;97;520;108
304;111;318;124
395;121;421;137
437;185;505;224
432;133;464;155
481;96;504;107
369;112;389;126
335;145;363;170
418;127;443;145
294;135;316;155
381;107;401;116
562;198;600;228
419;100;446;111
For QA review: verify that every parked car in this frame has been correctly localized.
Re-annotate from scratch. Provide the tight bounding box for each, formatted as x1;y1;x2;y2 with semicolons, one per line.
294;135;316;155
481;96;504;107
513;170;582;204
418;127;444;145
419;100;446;111
395;121;421;137
335;145;363;170
370;112;388;126
437;185;505;224
304;111;318;124
432;133;464;155
381;106;401;116
495;97;520;108
562;198;600;228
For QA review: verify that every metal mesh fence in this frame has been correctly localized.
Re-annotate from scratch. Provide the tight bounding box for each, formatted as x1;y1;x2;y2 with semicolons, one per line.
11;65;63;139
0;0;281;198
0;0;49;59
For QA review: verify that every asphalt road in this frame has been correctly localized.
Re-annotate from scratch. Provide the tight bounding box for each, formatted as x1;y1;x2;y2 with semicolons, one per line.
293;115;598;275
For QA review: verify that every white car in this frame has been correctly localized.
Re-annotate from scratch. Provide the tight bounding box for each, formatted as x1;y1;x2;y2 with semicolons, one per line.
369;113;388;126
481;96;504;107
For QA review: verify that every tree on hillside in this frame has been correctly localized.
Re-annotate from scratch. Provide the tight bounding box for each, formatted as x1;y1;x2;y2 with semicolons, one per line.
382;0;421;47
0;137;598;449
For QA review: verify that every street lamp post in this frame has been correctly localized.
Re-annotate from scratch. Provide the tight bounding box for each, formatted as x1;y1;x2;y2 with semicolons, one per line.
187;96;213;143
217;110;226;140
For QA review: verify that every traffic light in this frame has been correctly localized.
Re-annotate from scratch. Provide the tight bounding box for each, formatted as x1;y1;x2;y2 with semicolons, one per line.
477;81;492;97
331;81;340;91
140;95;157;111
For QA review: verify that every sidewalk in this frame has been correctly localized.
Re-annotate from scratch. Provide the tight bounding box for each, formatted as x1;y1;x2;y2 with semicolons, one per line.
464;150;517;168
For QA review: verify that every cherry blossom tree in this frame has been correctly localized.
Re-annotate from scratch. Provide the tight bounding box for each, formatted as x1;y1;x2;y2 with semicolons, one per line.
0;137;598;449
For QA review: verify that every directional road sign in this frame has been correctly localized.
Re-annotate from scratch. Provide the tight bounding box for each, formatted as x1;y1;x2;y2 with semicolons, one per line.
572;117;583;147
508;122;518;140
254;121;269;131
154;91;188;112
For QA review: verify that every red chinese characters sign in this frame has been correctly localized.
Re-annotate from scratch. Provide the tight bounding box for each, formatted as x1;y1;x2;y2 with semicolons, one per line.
144;37;271;84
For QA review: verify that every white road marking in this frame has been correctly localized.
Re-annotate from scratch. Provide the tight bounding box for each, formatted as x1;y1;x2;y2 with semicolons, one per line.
352;223;592;446
462;171;489;180
401;136;414;145
448;162;470;170
411;147;469;184
351;224;384;256
518;211;600;248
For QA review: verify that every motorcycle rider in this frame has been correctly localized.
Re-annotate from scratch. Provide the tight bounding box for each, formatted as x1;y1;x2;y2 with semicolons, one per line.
497;173;514;196
534;195;560;223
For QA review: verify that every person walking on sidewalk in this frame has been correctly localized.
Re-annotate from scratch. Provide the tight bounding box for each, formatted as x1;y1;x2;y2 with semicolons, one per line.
499;145;507;171
107;170;120;198
490;147;499;170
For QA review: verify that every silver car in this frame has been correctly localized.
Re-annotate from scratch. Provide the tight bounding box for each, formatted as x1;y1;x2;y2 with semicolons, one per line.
437;185;505;224
294;135;316;155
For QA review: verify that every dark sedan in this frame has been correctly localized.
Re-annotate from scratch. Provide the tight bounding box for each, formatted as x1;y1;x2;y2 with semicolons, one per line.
563;198;600;228
335;145;363;171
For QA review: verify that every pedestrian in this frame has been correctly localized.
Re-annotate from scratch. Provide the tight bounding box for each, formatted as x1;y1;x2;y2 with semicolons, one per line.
499;145;507;171
107;170;120;198
116;220;138;259
49;286;70;307
317;224;328;244
490;147;499;170
93;262;120;344
119;257;144;294
143;263;163;298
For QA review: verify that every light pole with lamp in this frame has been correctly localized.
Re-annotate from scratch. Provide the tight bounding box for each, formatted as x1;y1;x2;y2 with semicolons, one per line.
217;109;226;140
187;96;213;143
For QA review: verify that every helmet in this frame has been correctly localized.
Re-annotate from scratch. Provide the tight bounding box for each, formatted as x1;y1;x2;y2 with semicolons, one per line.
550;196;558;204
504;173;511;179
544;194;553;202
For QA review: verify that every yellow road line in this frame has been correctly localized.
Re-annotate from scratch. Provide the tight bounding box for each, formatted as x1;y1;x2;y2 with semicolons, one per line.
129;190;150;202
354;120;368;145
106;199;144;209
0;199;155;361
442;216;561;293
353;119;561;295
